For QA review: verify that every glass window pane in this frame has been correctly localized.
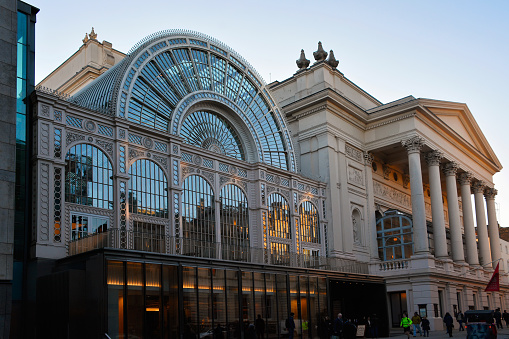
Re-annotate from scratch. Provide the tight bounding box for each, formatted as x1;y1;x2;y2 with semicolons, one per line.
226;270;240;338
183;266;198;336
163;265;179;339
126;262;143;338
197;268;212;337
107;261;124;338
276;274;288;337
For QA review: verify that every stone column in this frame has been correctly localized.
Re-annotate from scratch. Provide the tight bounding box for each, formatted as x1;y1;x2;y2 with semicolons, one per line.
364;152;379;260
485;188;501;270
473;181;491;266
425;151;448;258
443;162;465;263
458;173;479;266
402;136;429;255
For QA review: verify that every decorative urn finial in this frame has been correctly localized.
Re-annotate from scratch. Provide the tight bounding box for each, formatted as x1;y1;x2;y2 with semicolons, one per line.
313;41;328;62
296;49;310;71
89;27;97;40
326;50;339;68
82;33;89;44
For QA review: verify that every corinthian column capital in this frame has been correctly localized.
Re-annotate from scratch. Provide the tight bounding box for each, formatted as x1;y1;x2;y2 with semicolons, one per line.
401;136;425;154
425;150;443;166
472;180;486;194
458;172;473;186
442;162;459;177
364;152;374;166
484;187;498;200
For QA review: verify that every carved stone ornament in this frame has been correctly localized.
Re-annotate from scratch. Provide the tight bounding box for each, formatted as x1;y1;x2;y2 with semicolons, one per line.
382;164;390;180
172;144;179;155
96;139;113;157
84;120;96;132
181;166;196;179
401;136;425;154
202;170;215;185
403;173;410;189
129;148;145;161
313;41;328;62
442;162;459;177
326;50;339;68
296;49;310;71
458;172;473;186
153;154;168;170
425;150;443;166
472;180;486;194
41;105;50;117
193;155;202;166
280;189;290;200
346;145;362;162
118;129;126;139
143;137;154;149
484;187;498;200
65;132;86;146
229;165;237;175
364;152;374;166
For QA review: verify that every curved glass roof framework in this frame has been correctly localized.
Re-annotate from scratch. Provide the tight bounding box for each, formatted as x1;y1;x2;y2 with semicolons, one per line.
181;111;245;160
72;30;296;171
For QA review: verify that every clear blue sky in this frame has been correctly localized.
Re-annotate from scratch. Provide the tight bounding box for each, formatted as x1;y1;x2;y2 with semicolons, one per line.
29;0;509;227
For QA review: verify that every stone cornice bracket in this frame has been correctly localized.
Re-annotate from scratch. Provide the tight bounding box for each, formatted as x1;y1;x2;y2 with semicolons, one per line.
401;136;425;154
363;152;374;166
442;162;459;177
313;41;328;62
458;172;473;186
382;164;390;180
425;150;443;166
296;49;310;71
484;187;498;200
472;180;486;194
326;50;339;69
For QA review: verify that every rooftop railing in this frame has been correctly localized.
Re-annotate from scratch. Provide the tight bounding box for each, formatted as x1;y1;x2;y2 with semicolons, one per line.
68;229;368;274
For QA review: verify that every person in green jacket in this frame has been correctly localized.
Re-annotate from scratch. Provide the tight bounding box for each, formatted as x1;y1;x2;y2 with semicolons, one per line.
400;312;413;339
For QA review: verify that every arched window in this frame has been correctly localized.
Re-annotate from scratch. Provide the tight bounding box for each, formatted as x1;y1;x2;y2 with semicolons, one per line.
182;175;215;258
180;111;245;160
65;143;113;209
267;194;290;239
299;201;320;244
376;212;413;261
220;184;249;261
128;159;168;218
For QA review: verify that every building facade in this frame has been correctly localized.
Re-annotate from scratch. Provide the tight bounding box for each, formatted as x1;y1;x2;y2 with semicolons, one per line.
23;29;506;338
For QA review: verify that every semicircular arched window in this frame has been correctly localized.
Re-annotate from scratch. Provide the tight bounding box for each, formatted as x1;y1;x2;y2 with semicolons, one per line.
220;184;249;261
180;110;245;160
376;213;413;261
182;175;215;258
300;201;320;244
128;159;168;218
65;143;113;209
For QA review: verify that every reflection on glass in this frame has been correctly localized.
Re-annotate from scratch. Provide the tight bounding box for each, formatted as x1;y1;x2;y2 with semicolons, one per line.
107;261;124;337
299;276;309;337
145;264;161;339
376;214;413;261
276;274;288;337
197;268;212;337
289;275;300;334
127;262;143;338
300;201;320;243
70;213;108;241
182;175;215;258
226;270;239;338
132;221;165;253
212;269;226;333
266;274;278;338
220;184;249;261
183;267;198;336
129;159;168;218
242;271;254;329
268;194;290;239
163;265;179;339
181;111;245;160
65;144;113;209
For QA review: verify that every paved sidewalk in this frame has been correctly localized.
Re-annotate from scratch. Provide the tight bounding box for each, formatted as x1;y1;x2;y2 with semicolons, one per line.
379;326;509;339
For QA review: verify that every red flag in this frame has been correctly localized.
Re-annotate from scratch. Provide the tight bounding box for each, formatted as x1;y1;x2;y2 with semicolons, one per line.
485;263;500;292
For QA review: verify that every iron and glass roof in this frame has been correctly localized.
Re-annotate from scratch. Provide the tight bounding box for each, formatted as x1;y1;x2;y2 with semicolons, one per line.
72;30;296;171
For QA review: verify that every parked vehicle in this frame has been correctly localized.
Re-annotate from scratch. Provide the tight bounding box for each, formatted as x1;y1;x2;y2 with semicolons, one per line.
464;310;497;339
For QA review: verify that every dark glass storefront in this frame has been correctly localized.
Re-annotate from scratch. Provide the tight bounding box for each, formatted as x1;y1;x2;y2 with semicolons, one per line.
36;249;389;339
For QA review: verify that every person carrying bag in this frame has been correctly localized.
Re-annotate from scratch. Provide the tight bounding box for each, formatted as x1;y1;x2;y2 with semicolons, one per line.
400;312;412;339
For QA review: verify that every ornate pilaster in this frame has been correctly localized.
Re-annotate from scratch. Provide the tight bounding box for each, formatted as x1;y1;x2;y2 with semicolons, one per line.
458;172;479;265
473;181;491;266
364;152;378;260
442;162;465;262
425;151;448;258
485;187;501;270
402;136;428;255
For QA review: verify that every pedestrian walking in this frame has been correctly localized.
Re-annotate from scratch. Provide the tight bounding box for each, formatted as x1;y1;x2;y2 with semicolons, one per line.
456;310;464;331
503;310;509;327
411;312;422;336
285;313;296;339
333;313;344;339
400;312;413;339
255;314;265;339
421;317;430;337
495;308;503;329
443;312;454;337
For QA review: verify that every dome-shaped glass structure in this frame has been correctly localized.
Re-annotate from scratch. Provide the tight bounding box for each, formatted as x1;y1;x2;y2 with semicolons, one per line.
72;30;296;171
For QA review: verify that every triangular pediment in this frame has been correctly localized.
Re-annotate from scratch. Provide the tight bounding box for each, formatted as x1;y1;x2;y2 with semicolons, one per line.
419;98;502;170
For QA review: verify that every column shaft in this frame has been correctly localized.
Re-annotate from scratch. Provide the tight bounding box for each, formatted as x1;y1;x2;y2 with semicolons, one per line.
426;151;448;258
403;137;428;254
459;173;479;266
443;163;465;262
486;188;501;269
473;182;491;266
